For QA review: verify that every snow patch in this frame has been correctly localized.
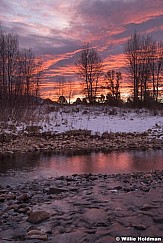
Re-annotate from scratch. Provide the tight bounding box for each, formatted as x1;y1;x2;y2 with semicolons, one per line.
0;106;163;140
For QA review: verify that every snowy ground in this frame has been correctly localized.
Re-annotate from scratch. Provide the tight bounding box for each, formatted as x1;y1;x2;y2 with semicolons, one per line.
0;105;163;139
41;107;163;134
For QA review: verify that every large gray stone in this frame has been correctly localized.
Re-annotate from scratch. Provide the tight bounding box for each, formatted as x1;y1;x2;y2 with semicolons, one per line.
27;210;50;224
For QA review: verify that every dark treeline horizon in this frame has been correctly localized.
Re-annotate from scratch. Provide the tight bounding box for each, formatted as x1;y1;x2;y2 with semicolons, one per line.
55;34;162;107
124;31;163;107
0;26;42;109
0;26;162;109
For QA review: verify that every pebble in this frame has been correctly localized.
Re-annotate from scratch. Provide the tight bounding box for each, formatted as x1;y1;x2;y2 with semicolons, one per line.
0;171;162;242
26;234;48;241
27;211;50;224
17;193;30;202
0;130;162;157
133;224;147;230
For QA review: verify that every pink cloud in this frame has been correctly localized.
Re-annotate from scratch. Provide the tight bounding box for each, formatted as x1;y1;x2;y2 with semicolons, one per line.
1;0;162;100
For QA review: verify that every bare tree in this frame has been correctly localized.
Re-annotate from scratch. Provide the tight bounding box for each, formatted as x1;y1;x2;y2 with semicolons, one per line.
0;29;19;105
124;32;142;106
0;27;6;100
124;32;163;106
138;36;152;103
6;34;19;101
105;70;122;102
75;43;103;103
53;76;66;102
0;27;42;108
150;41;163;102
66;80;75;104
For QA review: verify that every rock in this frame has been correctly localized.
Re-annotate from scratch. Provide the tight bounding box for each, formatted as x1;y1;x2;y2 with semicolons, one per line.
8;204;19;211
0;195;5;202
113;186;123;190
115;207;123;211
123;179;129;183
6;193;16;200
27;225;40;232
47;187;68;194
17;193;30;202
69;187;78;192
153;217;163;224
17;206;30;214
110;189;118;193
142;187;150;192
52;231;88;243
128;143;138;149
3;228;26;241
40;223;53;234
123;187;131;192
27;229;48;241
27;230;44;235
27;210;50;224
133;224;146;230
101;132;109;139
65;177;76;182
140;204;156;211
26;234;48;241
81;208;109;226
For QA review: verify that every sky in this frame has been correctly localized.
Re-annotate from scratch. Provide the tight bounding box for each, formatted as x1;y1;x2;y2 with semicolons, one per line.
0;0;163;100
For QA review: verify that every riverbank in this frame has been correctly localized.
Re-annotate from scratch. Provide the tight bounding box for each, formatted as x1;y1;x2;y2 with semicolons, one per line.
1;106;163;157
0;129;163;158
0;171;162;242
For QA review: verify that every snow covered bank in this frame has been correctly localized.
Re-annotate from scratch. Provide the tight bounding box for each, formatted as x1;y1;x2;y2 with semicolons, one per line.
40;106;163;135
0;105;163;157
0;105;163;140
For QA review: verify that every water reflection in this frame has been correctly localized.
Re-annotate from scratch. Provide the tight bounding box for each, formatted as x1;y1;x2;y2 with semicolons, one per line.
0;153;42;173
0;150;162;180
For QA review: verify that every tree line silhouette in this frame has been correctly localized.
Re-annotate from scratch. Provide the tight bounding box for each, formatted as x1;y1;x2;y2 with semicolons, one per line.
0;26;162;109
75;35;162;107
124;32;162;107
0;27;42;110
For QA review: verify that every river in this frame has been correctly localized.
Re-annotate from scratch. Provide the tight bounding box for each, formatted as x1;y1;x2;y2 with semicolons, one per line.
0;149;163;186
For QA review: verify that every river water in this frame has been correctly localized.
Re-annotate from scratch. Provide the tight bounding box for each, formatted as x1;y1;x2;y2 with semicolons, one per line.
0;149;163;186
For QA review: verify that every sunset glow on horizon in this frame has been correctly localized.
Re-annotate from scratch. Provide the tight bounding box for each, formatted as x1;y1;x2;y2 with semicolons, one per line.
1;0;163;101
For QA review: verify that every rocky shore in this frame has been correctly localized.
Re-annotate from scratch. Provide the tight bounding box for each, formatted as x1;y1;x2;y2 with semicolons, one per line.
0;127;163;242
0;129;163;158
0;171;163;242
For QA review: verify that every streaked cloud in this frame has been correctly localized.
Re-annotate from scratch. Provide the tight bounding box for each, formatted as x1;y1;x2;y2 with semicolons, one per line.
0;0;162;100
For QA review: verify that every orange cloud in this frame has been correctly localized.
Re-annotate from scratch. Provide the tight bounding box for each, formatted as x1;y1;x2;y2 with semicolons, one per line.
2;0;162;101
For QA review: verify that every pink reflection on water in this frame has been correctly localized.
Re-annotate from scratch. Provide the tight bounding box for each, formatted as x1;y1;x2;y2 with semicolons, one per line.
45;150;163;176
0;150;162;185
